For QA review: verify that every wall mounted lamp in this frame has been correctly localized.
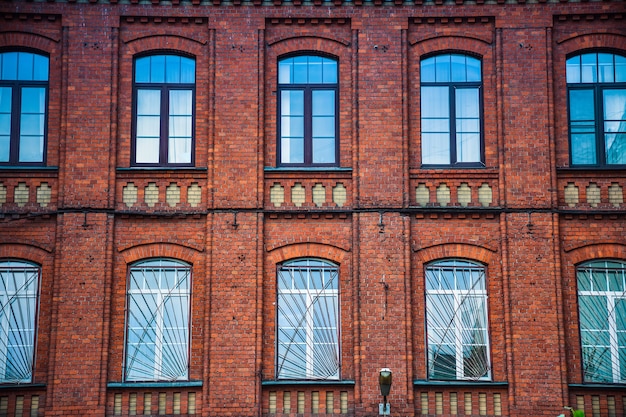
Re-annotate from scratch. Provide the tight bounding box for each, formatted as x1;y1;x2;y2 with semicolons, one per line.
378;368;392;415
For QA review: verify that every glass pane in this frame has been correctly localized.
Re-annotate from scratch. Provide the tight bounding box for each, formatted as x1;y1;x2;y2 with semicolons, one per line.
135;137;160;163
616;55;626;83
322;58;338;84
451;54;466;82
281;116;304;137
466;57;481;82
1;52;18;80
170;90;192;116
169;116;192;138
137;90;161;115
456;88;480;119
17;52;34;81
281;90;304;116
180;57;195;83
312;137;335;164
422;118;449;133
422;87;449;118
435;55;451;83
579;295;608;330
168;137;192;164
606;133;626;165
21;87;45;114
0;87;11;113
567;55;581;84
33;54;48;81
312;116;335;137
308;56;323;84
421;57;435;83
457;133;480;163
604;90;626;122
569;89;595;121
278;59;292;84
293;56;308;84
165;55;181;83
592;270;608;291
608;270;624;292
281;137;304;164
0;135;9;162
616;299;626;331
137;115;161;137
19;134;44;163
583;346;612;382
422;133;450;165
598;53;615;83
312;90;335;116
150;55;165;83
571;133;597;165
581;53;598;83
135;57;150;83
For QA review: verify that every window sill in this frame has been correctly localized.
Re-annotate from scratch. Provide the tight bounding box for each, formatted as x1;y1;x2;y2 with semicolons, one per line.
557;166;626;172
117;167;208;172
0;166;58;172
568;383;626;389
262;380;355;386
265;167;352;173
107;380;203;389
413;380;508;388
0;383;46;390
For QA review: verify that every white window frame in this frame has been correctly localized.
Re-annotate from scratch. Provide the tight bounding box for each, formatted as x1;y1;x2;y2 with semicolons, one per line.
577;260;626;383
0;259;40;384
425;259;491;381
276;258;340;380
125;258;191;382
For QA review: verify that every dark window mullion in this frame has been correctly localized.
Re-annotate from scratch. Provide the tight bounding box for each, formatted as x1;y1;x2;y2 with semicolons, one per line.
10;84;22;164
596;85;606;165
160;86;169;165
304;86;313;165
450;85;457;165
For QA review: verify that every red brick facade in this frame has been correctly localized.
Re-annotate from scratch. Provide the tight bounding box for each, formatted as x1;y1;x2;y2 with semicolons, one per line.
0;1;625;416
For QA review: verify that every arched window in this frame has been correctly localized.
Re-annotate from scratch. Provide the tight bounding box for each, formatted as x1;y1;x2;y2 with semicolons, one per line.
276;258;339;380
277;55;338;167
0;51;49;165
0;259;41;383
566;52;626;166
132;54;195;167
577;260;626;383
425;259;490;380
420;53;483;167
125;258;191;382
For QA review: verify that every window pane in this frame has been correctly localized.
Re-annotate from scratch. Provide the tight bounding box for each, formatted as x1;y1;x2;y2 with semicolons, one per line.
422;86;449;118
421;57;435;83
422;133;450;165
435;55;451;82
1;52;18;80
0;87;10;114
281;137;304;164
33;54;48;81
180;57;195;83
569;90;595;121
150;55;165;83
165;55;181;83
457;133;481;163
137;90;161;115
322;59;337;84
567;55;581;83
581;53;598;83
580;295;608;330
308;56;323;84
278;59;292;84
312;137;335;164
0;135;9;162
135;57;150;83
293;56;308;84
598;53;615;83
281;90;304;116
135;137;160;164
312;90;335;116
466;57;481;82
168;136;192;164
451;54;467;82
17;52;34;81
456;88;480;119
571;133;597;165
603;89;626;164
21;87;45;114
19;133;44;163
312;116;335;138
616;55;626;83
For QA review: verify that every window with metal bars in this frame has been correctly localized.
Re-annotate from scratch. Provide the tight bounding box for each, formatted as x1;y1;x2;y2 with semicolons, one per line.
577;259;626;384
425;259;491;381
125;258;191;382
276;258;340;380
0;259;40;384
